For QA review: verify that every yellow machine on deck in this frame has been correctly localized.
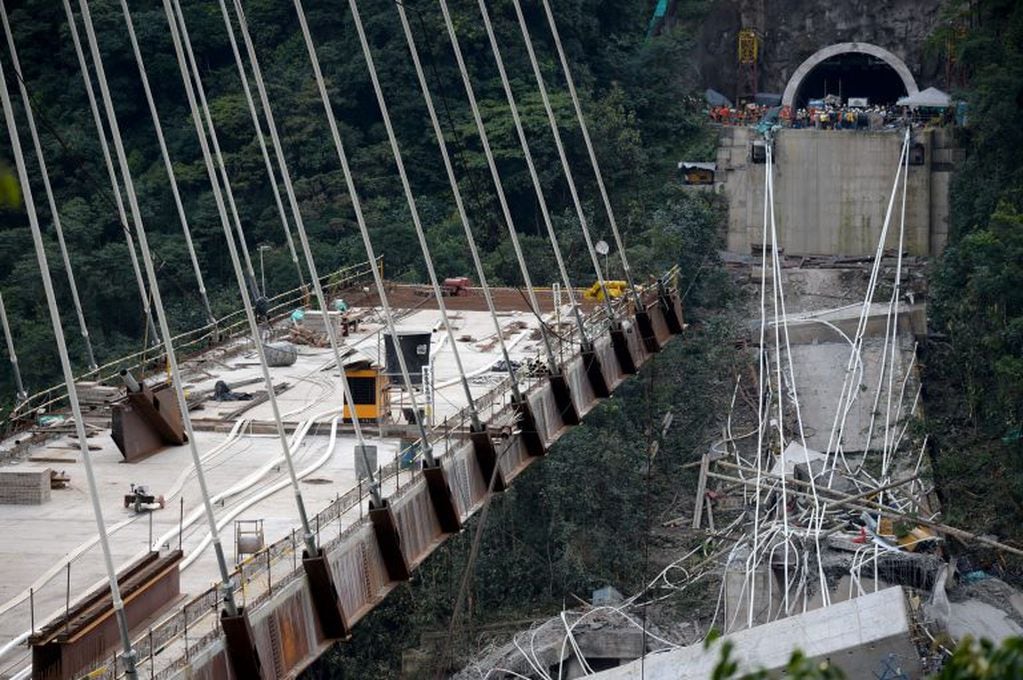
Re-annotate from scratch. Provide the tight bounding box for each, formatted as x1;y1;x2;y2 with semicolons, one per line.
582;280;629;301
342;361;389;422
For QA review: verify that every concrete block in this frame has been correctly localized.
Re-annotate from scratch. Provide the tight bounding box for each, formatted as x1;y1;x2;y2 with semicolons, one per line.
0;467;51;505
594;587;922;679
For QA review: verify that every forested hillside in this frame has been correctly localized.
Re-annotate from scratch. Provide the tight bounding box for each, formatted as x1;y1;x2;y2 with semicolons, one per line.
0;0;713;409
925;0;1023;546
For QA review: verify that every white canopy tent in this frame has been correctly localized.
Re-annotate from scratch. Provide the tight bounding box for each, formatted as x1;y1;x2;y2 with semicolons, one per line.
897;86;951;108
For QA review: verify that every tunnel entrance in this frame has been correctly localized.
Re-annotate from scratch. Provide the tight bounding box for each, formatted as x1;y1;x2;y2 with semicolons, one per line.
782;42;919;110
794;52;908;107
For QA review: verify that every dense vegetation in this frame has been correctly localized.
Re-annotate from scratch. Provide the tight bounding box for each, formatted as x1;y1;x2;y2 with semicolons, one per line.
0;0;712;410
5;0;1021;676
305;224;733;677
0;2;729;674
925;0;1023;551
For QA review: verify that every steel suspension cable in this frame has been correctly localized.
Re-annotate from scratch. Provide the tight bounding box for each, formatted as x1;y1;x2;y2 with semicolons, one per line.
216;1;305;292
115;0;215;327
825;130;910;473
293;0;435;465
224;0;379;502
168;1;258;296
0;292;26;401
76;0;240;617
346;0;482;428
476;0;595;349
221;0;374;445
391;0;523;402
881;145;910;482
764;144;790;614
539;0;642;313
747;151;771;628
765;140;828;609
436;0;559;373
162;0;319;558
61;0;158;347
0;48;139;680
1;2;97;370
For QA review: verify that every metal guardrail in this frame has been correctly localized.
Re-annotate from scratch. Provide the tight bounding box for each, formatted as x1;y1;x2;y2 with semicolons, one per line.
72;276;682;680
2;258;382;437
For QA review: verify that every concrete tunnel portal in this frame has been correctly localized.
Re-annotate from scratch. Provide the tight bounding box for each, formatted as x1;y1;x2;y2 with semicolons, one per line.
782;42;919;109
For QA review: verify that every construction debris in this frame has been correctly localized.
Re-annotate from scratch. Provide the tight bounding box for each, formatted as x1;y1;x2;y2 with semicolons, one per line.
212;380;253;402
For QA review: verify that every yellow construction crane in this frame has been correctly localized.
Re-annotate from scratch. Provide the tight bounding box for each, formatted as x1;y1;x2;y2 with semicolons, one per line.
738;28;759;65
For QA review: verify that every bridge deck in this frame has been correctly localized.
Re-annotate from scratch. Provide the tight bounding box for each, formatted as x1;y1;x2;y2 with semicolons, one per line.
0;293;624;679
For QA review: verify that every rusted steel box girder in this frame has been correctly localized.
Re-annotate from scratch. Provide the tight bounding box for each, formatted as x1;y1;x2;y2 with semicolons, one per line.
513;395;546;458
609;322;637;375
422;463;462;534
111;383;187;462
221;607;264;680
30;550;182;680
302;551;350;640
368;501;411;582
548;372;580;426
470;426;506;493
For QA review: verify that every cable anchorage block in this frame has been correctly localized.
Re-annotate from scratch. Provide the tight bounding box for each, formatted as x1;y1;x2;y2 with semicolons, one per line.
368;499;411;582
302;550;350;640
470;424;506;493
220;606;264;680
609;321;638;374
512;394;546;458
422;461;462;534
548;370;580;426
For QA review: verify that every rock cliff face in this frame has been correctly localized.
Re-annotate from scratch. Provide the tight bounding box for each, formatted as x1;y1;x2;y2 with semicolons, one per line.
687;0;946;99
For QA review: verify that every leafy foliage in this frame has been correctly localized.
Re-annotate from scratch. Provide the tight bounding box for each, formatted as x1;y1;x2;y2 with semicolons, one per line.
0;0;708;411
708;633;1023;679
925;0;1023;545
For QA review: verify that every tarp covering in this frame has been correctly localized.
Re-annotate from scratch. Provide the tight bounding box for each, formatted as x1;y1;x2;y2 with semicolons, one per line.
705;88;732;107
897;87;951;108
770;442;827;478
678;161;717;171
754;92;782;106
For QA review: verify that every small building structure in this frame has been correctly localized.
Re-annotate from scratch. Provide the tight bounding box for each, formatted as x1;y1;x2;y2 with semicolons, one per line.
342;358;389;423
678;161;716;185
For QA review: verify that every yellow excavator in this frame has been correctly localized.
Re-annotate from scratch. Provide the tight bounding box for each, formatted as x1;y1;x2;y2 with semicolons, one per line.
582;280;629;301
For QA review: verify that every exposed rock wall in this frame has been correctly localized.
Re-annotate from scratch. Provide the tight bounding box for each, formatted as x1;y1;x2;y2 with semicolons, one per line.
689;0;946;99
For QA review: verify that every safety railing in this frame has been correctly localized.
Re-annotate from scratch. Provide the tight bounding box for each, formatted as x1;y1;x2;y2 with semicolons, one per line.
67;275;681;680
1;258;382;438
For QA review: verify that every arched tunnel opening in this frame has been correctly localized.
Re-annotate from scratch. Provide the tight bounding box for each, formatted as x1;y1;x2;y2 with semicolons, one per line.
793;52;909;107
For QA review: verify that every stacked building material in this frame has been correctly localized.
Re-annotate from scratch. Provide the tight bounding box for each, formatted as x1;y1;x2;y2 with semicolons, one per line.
0;467;51;504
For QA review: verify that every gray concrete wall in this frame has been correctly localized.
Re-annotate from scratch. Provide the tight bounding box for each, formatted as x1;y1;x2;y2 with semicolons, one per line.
717;127;957;257
594;587;922;679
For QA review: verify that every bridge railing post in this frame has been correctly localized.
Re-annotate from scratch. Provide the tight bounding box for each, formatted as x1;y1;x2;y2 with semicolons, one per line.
183;602;189;662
